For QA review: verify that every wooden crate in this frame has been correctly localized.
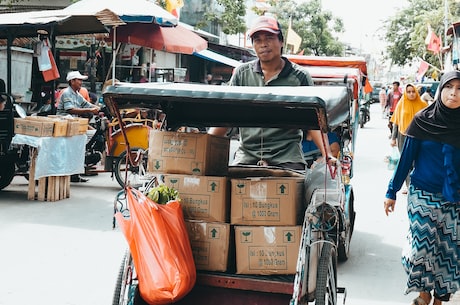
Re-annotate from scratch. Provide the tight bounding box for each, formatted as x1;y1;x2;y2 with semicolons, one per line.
27;149;70;201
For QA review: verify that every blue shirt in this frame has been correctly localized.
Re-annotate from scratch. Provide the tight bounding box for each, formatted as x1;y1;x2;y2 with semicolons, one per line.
386;137;460;202
302;132;339;155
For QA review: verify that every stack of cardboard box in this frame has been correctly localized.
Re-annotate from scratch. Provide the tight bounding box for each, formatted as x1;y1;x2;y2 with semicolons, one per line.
14;116;88;137
148;130;303;275
230;176;303;275
148;130;231;272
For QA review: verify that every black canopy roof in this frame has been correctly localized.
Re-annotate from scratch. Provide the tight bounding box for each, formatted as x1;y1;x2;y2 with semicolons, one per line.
103;82;351;132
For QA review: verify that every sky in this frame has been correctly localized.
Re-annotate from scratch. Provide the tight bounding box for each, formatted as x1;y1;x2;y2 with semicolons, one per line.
320;0;408;52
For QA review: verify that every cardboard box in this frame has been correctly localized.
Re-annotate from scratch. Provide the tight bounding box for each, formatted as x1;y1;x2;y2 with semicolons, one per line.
234;226;301;275
14;118;54;137
24;115;70;137
148;131;229;176
163;174;230;222
47;116;88;136
52;120;68;137
185;220;230;271
77;118;89;134
230;177;304;226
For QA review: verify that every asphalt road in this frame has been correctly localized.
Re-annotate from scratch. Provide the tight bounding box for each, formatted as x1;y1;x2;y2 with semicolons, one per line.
0;172;127;305
1;102;459;305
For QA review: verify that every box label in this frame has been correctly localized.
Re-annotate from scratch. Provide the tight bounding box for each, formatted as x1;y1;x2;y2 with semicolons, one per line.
161;135;198;159
181;194;211;218
241;198;281;222
248;246;288;270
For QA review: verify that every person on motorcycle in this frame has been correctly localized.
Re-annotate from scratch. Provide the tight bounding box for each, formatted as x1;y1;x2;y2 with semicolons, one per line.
57;71;100;182
208;15;335;170
56;71;100;117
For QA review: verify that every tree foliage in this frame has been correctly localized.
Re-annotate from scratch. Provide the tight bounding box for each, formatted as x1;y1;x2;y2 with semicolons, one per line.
384;0;460;69
198;0;247;35
267;0;345;56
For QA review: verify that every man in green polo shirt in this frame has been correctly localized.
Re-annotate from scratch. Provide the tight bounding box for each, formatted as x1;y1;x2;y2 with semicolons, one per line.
208;15;333;170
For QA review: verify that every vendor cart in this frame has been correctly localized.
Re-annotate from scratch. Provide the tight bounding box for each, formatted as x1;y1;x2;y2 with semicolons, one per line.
104;82;357;305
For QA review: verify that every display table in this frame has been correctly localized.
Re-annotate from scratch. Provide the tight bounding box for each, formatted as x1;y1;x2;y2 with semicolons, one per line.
11;134;86;201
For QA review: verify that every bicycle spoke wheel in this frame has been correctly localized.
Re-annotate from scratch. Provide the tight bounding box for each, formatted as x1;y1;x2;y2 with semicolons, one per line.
112;249;137;305
114;148;148;188
315;241;337;305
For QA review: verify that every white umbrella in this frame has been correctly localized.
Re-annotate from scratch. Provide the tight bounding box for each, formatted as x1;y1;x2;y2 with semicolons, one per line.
63;0;177;27
63;0;178;83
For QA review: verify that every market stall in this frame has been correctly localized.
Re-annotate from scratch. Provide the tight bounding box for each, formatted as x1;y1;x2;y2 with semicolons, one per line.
11;133;86;201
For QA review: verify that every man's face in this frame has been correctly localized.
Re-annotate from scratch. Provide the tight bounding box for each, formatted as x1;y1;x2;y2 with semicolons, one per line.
70;78;83;90
251;31;282;63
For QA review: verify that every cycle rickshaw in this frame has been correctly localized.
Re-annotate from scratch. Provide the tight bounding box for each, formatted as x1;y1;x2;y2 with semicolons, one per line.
104;82;357;305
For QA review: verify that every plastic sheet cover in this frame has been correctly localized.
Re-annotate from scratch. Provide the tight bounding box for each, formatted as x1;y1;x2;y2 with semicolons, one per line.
11;134;85;179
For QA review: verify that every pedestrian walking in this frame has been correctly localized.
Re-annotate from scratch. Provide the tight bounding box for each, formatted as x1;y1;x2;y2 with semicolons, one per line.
379;86;388;118
384;71;460;305
389;83;428;191
386;81;402;137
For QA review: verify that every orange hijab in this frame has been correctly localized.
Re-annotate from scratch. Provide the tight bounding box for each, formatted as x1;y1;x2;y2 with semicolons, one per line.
390;83;428;134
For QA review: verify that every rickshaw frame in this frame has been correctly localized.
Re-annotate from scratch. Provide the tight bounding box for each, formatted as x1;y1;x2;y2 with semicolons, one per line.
104;82;357;305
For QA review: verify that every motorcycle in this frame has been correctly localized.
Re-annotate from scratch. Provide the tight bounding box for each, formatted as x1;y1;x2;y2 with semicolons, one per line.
359;99;371;128
0;92;30;190
84;107;111;171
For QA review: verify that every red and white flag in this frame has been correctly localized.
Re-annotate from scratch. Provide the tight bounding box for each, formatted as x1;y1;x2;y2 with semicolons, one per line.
425;25;441;54
416;59;429;81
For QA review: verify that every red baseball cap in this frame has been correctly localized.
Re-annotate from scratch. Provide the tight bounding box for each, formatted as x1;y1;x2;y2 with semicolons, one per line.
248;15;281;38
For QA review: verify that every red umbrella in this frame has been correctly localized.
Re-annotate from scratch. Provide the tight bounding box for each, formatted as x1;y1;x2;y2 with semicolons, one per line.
114;23;207;55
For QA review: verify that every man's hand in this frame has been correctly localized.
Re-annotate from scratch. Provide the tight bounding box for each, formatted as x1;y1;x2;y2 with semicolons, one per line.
90;106;100;115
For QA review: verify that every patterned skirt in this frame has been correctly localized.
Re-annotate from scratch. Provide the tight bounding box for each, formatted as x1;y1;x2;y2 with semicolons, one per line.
402;185;460;299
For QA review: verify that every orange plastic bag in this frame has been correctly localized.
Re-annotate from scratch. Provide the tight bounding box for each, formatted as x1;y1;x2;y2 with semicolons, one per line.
115;187;196;304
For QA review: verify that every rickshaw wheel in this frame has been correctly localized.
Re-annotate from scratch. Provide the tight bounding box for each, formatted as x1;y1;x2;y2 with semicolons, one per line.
114;148;148;188
112;249;137;305
315;241;337;305
337;188;355;262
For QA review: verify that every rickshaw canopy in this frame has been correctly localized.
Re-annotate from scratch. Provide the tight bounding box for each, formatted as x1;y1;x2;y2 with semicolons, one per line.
304;66;362;100
103;82;350;132
286;55;373;96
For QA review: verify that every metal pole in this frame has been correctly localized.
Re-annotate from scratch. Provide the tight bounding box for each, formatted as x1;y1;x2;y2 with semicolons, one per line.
444;0;449;48
6;32;12;95
112;26;117;84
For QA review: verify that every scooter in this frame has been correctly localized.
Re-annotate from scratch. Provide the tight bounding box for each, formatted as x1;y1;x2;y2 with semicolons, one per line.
359;99;371;128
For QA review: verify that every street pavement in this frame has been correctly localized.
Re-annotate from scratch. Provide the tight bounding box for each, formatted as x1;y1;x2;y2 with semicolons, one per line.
0;172;127;305
1;102;459;305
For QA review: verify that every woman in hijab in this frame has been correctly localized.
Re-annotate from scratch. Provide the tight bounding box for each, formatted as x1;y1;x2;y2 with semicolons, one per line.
390;83;428;153
389;83;428;191
384;71;460;305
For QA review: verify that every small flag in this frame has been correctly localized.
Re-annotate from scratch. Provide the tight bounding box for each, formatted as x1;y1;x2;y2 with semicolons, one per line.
417;60;429;81
286;17;302;54
425;25;441;54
